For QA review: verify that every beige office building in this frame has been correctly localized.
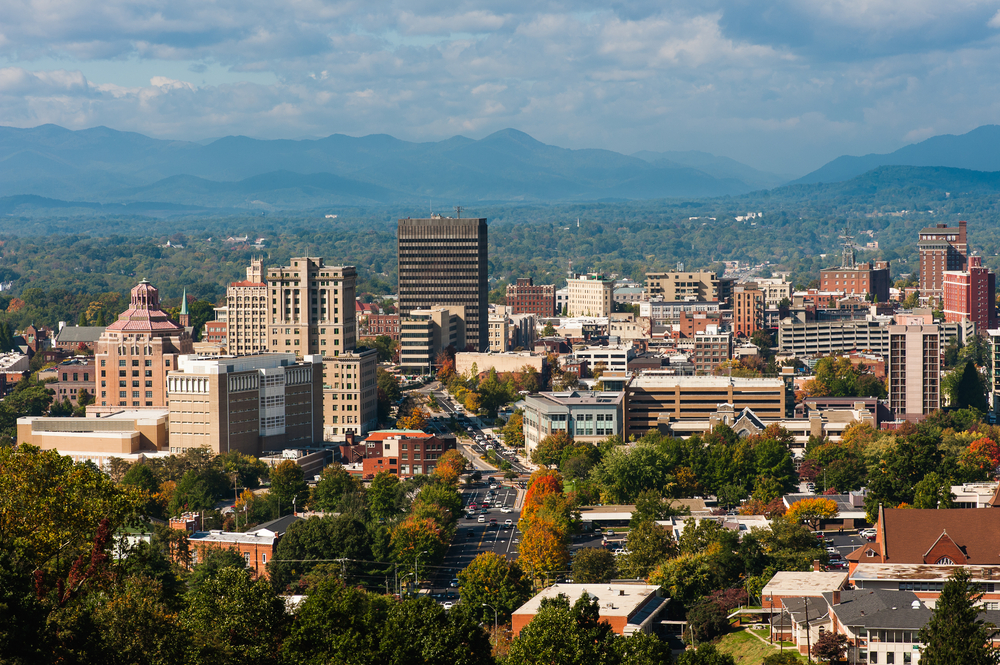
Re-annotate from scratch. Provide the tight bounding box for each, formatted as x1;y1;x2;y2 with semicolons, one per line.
566;274;614;317
398;306;466;372
625;374;786;437
18;410;169;466
167;353;324;456
226;257;268;356
888;324;940;420
266;258;356;358
644;270;720;302
323;348;378;440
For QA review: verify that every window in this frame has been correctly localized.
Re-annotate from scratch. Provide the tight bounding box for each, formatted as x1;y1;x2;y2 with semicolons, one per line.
886;653;894;664
101;360;106;367
262;553;266;564
119;391;127;398
119;360;126;366
145;359;152;367
132;360;139;366
132;391;139;398
870;653;877;664
145;391;153;398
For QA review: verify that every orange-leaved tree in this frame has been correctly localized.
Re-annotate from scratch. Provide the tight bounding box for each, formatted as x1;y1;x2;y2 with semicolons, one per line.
432;449;468;485
396;408;427;431
963;437;1000;476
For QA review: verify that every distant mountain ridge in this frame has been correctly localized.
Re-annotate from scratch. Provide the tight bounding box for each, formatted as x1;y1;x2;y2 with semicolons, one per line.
0;125;775;207
793;125;1000;185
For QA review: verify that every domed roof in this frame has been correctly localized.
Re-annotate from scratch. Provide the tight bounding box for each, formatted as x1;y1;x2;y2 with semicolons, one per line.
105;279;184;333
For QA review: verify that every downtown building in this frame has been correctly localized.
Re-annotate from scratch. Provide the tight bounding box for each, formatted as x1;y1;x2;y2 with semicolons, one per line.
918;221;968;299
566;273;615;317
226;257;268;356
266;258;376;439
943;256;997;333
506;278;556;317
94;280;194;410
888;324;940;421
397;215;488;352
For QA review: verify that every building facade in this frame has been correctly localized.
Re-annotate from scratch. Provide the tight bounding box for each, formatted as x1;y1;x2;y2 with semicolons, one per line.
397;215;488;352
566;273;614;317
639;299;721;324
365;314;401;340
167;353;323;456
624;375;787;437
266;258;356;358
226;257;268;356
644;270;720;301
943;256;997;332
888;324;940;420
733;285;765;338
918;221;968;298
521;391;624;457
398;306;466;372
48;357;96;406
322;348;378;440
691;328;733;375
506;278;556;317
94;280;194;409
819;261;891;303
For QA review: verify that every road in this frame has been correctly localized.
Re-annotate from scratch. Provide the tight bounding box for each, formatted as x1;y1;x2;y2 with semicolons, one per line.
423;481;523;604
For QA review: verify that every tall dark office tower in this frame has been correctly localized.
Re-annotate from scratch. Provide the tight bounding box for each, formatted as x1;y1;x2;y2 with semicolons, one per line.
397;214;488;352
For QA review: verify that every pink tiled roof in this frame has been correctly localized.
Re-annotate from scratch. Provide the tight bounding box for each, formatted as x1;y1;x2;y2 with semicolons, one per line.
105;280;185;333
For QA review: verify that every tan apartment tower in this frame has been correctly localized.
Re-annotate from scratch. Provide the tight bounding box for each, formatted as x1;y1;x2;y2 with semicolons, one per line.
266;258;356;357
226;256;268;356
888;324;940;421
94;280;194;409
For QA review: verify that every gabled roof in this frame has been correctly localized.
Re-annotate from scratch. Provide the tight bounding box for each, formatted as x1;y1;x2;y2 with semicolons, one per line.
55;326;106;344
988;483;1000;508
253;514;303;536
879;508;1000;565
822;589;931;630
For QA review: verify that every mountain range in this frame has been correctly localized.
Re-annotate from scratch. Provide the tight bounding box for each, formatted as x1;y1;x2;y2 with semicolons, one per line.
793;125;1000;185
0;125;787;209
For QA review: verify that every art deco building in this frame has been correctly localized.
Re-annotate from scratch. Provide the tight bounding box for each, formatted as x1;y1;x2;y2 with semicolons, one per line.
226;257;267;356
94;280;194;409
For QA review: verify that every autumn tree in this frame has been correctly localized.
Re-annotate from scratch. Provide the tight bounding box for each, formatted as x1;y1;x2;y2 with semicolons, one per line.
457;552;533;624
812;631;849;664
531;431;574;466
311;463;364;513
502;410;526;449
433;449;469;485
785;497;839;531
397;407;428;431
391;516;448;579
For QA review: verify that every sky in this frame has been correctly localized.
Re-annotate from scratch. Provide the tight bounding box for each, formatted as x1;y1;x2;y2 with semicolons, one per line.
3;1;1000;175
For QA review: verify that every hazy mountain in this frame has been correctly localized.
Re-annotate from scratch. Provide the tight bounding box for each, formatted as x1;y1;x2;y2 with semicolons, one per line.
793;125;1000;185
0;125;765;207
632;149;790;189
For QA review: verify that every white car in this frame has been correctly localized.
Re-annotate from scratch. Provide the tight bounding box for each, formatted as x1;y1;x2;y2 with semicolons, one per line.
613;549;628;557
505;519;513;527
478;515;486;523
500;506;513;513
442;602;453;610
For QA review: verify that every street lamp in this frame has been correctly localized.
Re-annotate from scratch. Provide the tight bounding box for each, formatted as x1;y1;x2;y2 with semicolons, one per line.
482;603;499;634
414;550;428;591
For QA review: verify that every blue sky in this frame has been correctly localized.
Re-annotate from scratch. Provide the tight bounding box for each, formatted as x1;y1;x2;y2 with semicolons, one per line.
3;0;1000;175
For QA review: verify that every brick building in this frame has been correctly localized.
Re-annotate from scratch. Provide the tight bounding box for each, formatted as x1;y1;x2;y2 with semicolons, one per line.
506;278;556;317
918;221;968;299
888;324;940;421
366;314;400;340
173;513;302;578
203;319;228;347
226;257;267;356
94;280;194;409
48;357;96;406
513;583;667;637
691;328;733;375
943;255;997;332
819;261;891;303
359;430;457;478
733;284;764;338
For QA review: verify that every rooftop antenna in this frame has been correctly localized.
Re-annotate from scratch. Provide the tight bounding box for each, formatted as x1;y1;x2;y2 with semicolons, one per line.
454;205;463;219
839;227;856;269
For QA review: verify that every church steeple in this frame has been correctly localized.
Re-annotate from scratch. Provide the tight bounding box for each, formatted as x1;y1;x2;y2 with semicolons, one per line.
179;288;190;328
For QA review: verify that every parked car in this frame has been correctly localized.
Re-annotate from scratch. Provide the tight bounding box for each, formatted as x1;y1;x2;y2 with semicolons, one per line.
450;578;459;588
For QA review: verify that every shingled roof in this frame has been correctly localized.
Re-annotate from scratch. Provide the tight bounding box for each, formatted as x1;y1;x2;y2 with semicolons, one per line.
876;507;1000;565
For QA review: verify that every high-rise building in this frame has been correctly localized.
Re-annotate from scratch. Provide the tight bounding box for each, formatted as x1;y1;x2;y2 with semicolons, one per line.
397;215;488;351
94;280;194;409
506;278;556;317
322;348;378;440
566;273;614;317
266;258;356;357
888;324;940;420
733;284;765;338
943;256;997;333
166;353;324;456
918;221;968;298
988;329;1000;416
226;257;268;356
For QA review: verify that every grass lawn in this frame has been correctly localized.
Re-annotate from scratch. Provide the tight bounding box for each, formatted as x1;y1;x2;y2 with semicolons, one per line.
714;630;810;664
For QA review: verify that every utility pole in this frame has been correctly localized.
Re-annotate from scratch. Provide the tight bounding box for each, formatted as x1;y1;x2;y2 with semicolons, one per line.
805;599;812;664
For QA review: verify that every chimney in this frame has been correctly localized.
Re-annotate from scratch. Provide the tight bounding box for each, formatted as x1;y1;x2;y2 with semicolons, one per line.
832;590;841;605
813;559;822;572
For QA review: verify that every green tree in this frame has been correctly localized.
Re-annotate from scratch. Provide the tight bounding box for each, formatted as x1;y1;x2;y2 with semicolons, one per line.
379;596;493;665
169;467;228;516
502;410;526;448
541;322;557;337
377;368;402;422
947;361;989;412
506;592;620;665
268;515;373;591
369;470;403;522
619;520;675;578
188;546;250;593
918;568;1000;665
458;551;533;624
913;472;955;509
532;431;574;466
571;547;617;584
762;653;800;665
311;463;365;513
92;574;186;665
219;450;270;490
676;644;736;665
180;566;287;665
270;459;309;512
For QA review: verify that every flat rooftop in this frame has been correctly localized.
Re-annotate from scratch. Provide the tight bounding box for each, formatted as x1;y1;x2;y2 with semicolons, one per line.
851;563;1000;582
514;583;661;621
762;571;849;596
629;375;785;389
